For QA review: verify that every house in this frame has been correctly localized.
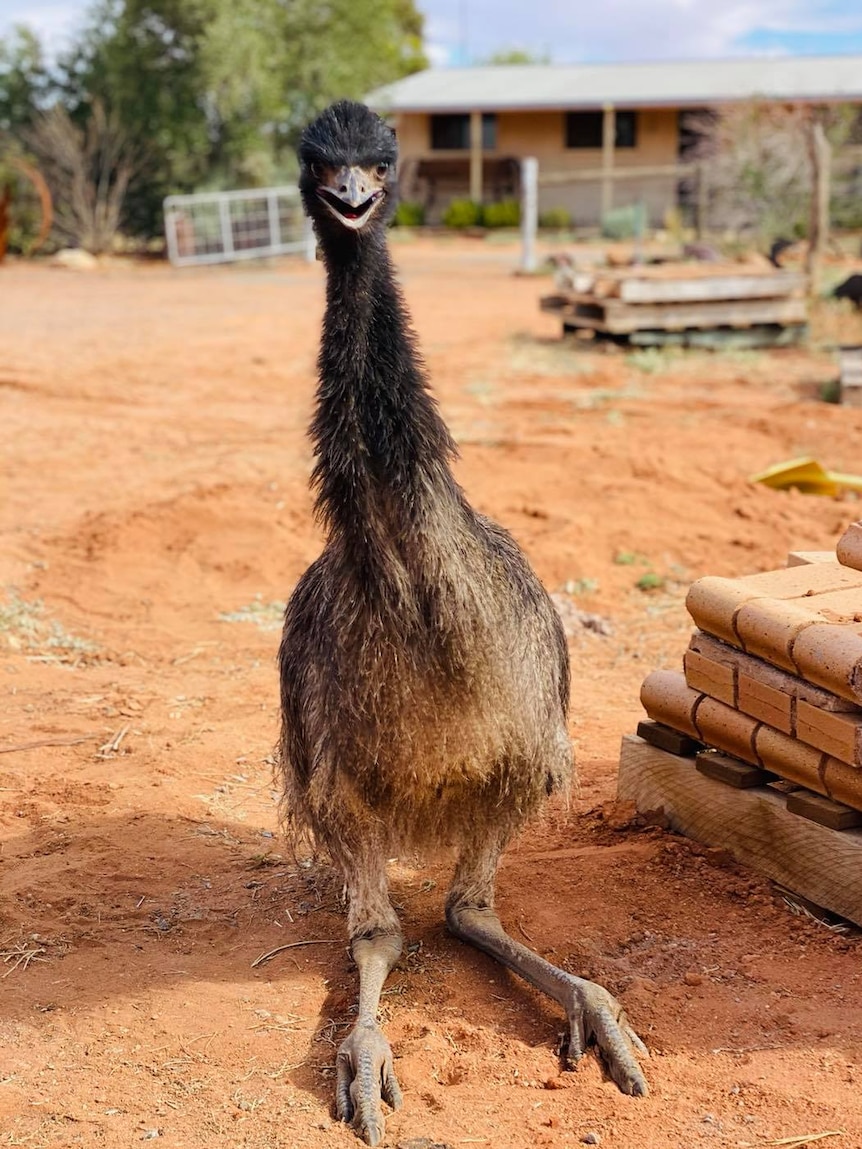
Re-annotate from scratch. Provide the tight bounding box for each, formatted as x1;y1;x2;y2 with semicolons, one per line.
366;56;862;226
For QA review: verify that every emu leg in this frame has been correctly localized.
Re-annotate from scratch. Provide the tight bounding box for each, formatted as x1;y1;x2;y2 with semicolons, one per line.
446;840;648;1097
335;862;403;1146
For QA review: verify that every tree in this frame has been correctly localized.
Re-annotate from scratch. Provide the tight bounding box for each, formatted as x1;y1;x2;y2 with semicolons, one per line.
57;0;213;234
0;25;50;133
481;49;550;65
59;0;428;235
686;100;861;244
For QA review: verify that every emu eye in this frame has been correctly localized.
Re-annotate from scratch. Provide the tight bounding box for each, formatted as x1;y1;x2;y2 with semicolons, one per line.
376;162;389;178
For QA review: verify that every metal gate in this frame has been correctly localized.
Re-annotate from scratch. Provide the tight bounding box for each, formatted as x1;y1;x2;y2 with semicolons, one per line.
163;186;315;267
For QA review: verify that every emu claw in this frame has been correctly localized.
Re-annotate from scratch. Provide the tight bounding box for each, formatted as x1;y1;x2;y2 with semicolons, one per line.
563;977;649;1097
335;1022;402;1146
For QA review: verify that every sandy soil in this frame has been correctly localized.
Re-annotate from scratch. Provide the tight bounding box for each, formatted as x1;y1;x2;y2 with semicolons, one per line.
2;236;862;1149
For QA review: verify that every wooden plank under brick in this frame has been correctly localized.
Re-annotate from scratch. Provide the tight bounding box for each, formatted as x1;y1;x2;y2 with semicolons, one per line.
636;719;702;756
618;734;862;926
786;790;862;831
695;749;774;788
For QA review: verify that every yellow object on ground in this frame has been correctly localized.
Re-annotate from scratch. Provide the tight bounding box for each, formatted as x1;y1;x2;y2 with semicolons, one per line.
751;456;862;497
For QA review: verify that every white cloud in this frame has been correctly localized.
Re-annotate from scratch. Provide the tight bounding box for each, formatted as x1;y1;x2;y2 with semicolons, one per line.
2;0;860;66
0;0;86;52
421;0;862;63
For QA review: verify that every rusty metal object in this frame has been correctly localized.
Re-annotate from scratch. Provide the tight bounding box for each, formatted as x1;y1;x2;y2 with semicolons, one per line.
0;156;54;259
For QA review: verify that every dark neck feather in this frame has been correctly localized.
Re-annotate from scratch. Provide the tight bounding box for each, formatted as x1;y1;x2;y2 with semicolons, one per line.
311;234;460;554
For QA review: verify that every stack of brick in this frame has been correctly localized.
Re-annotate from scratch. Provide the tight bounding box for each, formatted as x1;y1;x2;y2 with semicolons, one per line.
639;520;862;812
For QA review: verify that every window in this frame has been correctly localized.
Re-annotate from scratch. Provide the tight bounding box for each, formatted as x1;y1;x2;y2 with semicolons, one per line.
565;110;637;149
430;113;497;151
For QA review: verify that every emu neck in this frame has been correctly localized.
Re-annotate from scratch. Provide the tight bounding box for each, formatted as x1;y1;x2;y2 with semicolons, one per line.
312;234;460;558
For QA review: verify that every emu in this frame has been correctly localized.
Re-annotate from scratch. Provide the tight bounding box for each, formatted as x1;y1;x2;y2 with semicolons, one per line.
834;273;862;308
278;101;647;1145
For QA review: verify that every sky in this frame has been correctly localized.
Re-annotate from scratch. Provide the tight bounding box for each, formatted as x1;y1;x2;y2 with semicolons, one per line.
2;0;862;64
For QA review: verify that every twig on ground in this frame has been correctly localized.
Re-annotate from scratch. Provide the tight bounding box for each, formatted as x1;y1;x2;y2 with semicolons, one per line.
251;939;335;969
98;725;129;757
743;1132;844;1148
1;942;47;978
0;736;91;755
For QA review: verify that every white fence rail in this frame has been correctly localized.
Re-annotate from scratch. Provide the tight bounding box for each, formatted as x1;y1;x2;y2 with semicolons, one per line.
163;186;315;268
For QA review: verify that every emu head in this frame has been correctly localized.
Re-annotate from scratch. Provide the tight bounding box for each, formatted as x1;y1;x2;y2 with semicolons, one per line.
298;101;398;243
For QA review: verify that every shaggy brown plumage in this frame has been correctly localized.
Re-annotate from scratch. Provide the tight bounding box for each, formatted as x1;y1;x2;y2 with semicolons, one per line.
278;100;646;1146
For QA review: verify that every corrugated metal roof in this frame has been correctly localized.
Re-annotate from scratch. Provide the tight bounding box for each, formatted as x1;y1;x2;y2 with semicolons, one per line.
367;56;862;113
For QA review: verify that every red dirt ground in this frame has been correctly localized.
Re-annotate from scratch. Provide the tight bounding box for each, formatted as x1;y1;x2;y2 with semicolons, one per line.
2;236;862;1149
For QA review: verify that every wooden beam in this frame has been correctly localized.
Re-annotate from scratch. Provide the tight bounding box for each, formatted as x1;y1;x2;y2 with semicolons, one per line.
469;110;483;203
539;163;689;187
618;734;862;926
619;272;807;304
806;117;831;296
563;296;808;334
601;104;615;220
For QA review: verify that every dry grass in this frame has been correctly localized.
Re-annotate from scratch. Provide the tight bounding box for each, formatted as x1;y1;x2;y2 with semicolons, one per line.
0;590;96;663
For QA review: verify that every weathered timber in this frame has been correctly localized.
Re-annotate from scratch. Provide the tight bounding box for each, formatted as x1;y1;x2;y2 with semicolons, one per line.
619;272;806;304
786;789;862;831
695;749;775;789
618;734;862;926
627;325;806;349
544;296;807;335
637;718;703;757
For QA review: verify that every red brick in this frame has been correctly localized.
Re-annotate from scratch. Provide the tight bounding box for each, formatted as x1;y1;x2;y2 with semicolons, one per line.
695;697;759;763
686;565;862;649
796;700;862;765
738;672;794;734
639;670;701;738
683;648;736;706
787;550;837;567
685;577;754;646
791;622;862;703
823;756;862;812
755;725;827;795
690;630;859;712
734;597;816;671
837;520;862;573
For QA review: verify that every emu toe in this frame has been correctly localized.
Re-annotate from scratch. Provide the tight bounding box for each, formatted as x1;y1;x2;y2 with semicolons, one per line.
563;976;649;1097
336;1023;402;1146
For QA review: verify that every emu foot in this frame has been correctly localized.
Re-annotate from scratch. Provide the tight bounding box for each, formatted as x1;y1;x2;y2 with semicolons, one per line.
335;1021;402;1146
562;976;649;1096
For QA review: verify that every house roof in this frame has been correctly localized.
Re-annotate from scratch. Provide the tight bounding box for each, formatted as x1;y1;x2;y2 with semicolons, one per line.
367;56;862;114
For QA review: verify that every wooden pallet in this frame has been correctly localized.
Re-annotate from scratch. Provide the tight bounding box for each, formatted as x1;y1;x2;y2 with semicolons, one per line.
840;345;862;408
541;294;808;335
542;266;809;345
618;733;862;926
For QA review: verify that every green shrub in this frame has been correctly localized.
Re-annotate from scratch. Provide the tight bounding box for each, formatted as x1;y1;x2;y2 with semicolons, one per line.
393;200;425;227
601;202;648;240
482;199;521;228
442;199;483;229
538;207;572;229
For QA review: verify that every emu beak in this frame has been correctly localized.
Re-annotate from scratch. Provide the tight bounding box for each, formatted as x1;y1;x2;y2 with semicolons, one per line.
317;166;385;230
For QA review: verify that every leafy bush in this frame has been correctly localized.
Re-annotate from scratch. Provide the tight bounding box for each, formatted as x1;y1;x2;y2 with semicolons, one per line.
393;200;425;227
538;207;572;229
601;202;648;240
442;198;483;228
482;198;520;228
